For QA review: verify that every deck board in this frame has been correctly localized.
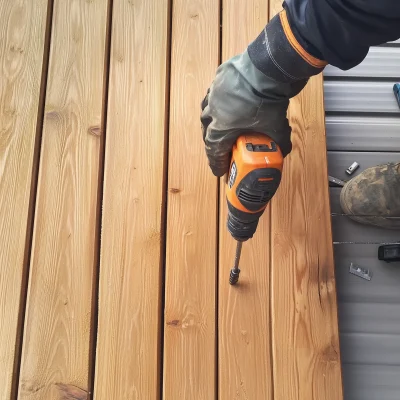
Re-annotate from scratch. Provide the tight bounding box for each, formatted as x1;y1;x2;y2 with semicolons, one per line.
218;1;274;399
93;0;170;398
269;1;343;399
270;74;344;400
0;1;51;397
17;0;109;397
163;0;219;398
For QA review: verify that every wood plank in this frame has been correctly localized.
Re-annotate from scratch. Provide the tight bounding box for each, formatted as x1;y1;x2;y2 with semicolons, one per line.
269;1;343;399
0;1;51;397
17;0;109;397
162;0;219;398
93;0;170;398
218;1;273;399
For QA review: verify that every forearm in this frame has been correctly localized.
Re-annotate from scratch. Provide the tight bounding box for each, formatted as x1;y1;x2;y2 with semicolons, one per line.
284;0;400;69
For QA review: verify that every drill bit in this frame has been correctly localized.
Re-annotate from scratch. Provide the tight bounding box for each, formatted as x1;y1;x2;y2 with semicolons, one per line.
229;241;243;285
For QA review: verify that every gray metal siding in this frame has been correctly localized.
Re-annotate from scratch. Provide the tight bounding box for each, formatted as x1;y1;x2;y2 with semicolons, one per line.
342;365;400;400
324;40;400;400
326;116;400;151
334;244;400;303
324;81;399;113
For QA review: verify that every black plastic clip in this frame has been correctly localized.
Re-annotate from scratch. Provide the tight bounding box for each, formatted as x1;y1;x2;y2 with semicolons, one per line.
378;244;400;263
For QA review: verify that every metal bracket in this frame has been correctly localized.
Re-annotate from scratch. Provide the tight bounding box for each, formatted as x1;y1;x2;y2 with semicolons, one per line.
349;262;372;281
328;176;346;188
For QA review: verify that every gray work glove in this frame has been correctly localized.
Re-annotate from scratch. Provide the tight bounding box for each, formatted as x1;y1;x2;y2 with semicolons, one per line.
201;11;326;177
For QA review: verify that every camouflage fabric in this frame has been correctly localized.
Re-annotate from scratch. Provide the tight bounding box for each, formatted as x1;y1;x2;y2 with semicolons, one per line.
340;163;400;229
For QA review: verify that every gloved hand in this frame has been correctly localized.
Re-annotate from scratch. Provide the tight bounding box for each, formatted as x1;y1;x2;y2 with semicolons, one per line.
201;10;326;177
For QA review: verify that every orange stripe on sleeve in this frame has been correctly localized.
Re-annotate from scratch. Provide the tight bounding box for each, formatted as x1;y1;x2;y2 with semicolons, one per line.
280;10;327;68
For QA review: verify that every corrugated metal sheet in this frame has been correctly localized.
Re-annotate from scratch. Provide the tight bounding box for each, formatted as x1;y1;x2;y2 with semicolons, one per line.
326;116;400;151
339;302;400;334
324;81;400;113
341;333;400;365
325;47;400;78
324;41;400;400
334;244;400;303
342;365;400;400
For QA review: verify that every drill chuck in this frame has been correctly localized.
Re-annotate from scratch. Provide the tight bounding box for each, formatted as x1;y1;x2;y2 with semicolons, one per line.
227;203;262;241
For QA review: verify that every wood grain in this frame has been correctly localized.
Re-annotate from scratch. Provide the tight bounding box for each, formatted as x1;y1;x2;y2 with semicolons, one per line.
218;1;273;399
163;0;219;398
0;1;50;398
269;1;344;399
17;0;109;398
93;0;170;398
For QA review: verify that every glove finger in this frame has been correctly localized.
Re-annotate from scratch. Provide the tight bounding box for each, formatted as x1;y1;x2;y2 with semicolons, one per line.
201;115;212;142
204;127;244;177
206;149;232;177
200;90;212;142
209;161;230;177
201;89;210;111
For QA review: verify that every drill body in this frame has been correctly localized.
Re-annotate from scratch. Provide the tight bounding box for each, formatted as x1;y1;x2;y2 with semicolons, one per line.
226;134;283;242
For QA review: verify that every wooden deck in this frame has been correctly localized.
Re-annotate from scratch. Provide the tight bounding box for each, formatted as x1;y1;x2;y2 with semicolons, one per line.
0;0;343;399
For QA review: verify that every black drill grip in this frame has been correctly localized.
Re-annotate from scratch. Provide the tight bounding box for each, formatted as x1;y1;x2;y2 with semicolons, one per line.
226;203;264;241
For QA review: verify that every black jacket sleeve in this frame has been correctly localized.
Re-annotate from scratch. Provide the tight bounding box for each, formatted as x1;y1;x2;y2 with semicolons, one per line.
284;0;400;70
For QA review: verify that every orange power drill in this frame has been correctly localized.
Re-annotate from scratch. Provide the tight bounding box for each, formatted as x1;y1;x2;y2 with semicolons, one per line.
226;133;284;285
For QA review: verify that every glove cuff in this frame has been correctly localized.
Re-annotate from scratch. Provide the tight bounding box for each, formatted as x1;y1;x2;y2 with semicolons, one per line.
248;10;327;83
